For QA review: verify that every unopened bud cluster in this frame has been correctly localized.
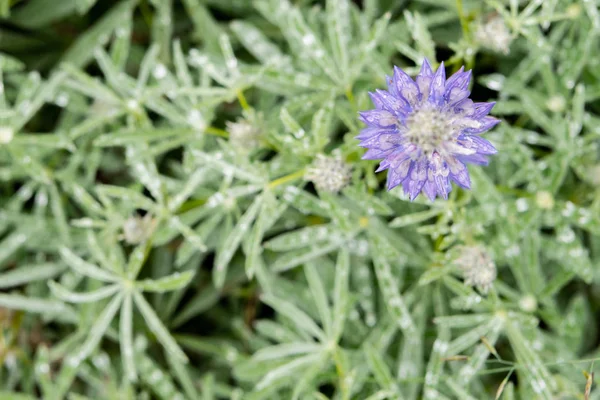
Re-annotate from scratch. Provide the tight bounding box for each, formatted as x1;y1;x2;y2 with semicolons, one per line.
475;15;512;55
305;154;352;193
454;245;497;293
226;118;261;150
122;214;156;244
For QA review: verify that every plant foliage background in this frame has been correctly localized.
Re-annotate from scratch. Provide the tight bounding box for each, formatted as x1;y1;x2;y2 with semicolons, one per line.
1;0;600;399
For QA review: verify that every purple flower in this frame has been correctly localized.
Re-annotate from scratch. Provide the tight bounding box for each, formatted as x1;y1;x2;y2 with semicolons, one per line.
357;59;499;201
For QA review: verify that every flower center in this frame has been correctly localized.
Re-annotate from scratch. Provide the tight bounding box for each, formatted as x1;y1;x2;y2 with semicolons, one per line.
403;107;454;154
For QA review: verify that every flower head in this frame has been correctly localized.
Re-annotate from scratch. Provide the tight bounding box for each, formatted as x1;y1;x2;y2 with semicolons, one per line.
475;15;512;55
305;154;352;193
226;118;261;150
122;214;156;244
454;245;496;293
357;60;499;201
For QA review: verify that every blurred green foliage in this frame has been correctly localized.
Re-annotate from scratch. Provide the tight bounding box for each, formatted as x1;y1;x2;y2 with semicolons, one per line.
1;0;600;399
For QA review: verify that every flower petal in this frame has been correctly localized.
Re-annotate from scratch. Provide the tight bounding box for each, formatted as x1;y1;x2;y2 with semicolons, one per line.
470;102;496;119
444;69;471;93
359;109;398;127
444;71;471;105
428;153;451;199
446;87;470;106
355;126;395;141
386;158;413;190
393;66;419;106
362;148;394;160
374;89;410;114
444;141;477;156
416;59;434;101
458;135;497;155
456;153;490;165
447;157;471;189
464;116;500;134
403;160;427;200
422;180;437;201
453;98;474;115
429;61;446;105
368;91;386;109
358;132;401;152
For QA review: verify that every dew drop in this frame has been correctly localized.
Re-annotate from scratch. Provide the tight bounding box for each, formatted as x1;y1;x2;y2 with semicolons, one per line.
153;64;168;79
302;34;315;46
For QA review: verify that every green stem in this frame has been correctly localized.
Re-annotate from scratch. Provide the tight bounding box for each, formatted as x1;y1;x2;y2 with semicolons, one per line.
267;169;306;189
345;86;355;107
139;0;154;28
236;89;250;111
456;0;470;37
333;347;350;400
205;126;229;138
176;169;306;214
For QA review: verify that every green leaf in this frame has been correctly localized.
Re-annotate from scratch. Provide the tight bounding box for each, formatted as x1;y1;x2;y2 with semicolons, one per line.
10;0;78;28
0;231;28;267
364;343;401;396
171;286;220;328
214;194;262;288
332;249;350;341
0;293;74;317
261;294;326;342
404;11;436;62
252;342;322;361
137;270;195;293
94;128;196;147
12;133;74;151
59;247;118;282
133;290;188;362
110;16;132;70
61;182;105;217
168;216;208;253
342;185;394;216
271;238;348;273
245;195;286;279
504;317;556;399
280;107;305;139
181;0;222;54
0;262;64;288
49;281;119;303
255;353;322;391
60;0;137;68
369;234;415;333
304;263;332;337
135;345;185;399
175;212;222;268
95;184;157;211
120;292;136;382
126;242;149;280
326;0;351;77
231;20;287;65
76;292;123;361
265;224;335;251
390;208;443;228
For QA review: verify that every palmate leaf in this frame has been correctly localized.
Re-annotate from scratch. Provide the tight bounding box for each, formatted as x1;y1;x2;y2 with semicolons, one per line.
133;290;188;363
51;241;191;379
214;193;262;288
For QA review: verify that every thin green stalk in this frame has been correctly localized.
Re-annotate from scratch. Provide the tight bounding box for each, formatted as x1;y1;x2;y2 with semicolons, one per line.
236;89;250;111
456;0;470;37
267;169;306;189
205;126;229;138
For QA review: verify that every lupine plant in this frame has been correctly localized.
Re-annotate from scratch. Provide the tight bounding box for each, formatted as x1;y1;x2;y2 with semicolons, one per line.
1;0;600;399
